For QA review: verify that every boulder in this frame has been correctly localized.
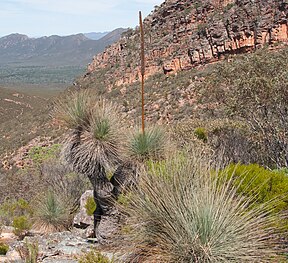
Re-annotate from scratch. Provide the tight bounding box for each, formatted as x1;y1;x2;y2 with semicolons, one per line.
73;190;93;228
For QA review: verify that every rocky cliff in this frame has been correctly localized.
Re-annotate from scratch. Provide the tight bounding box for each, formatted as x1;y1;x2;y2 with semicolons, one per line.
83;0;287;87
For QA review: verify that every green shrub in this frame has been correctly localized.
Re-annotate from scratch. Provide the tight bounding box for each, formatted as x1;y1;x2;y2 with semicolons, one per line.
146;152;188;181
15;199;31;213
28;144;61;164
0;198;32;225
0;242;9;255
122;155;285;262
194;127;208;143
275;167;288;175
85;196;96;216
220;163;288;230
0;200;16;225
12;216;32;238
78;250;113;263
222;163;288;210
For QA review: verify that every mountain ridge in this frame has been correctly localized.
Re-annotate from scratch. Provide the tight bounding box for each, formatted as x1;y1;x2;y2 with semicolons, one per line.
84;31;109;40
0;28;127;67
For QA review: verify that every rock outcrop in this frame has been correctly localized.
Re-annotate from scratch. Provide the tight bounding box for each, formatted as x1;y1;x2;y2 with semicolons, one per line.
84;0;288;87
73;190;94;229
1;230;116;262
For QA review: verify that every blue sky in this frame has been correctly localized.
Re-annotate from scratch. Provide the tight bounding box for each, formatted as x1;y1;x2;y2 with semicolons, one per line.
0;0;164;37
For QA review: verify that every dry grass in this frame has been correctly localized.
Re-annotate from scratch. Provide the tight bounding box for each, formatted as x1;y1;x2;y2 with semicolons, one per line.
41;159;90;214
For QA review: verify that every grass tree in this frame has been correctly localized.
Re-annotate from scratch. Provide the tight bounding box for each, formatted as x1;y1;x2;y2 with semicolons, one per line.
33;191;70;233
121;154;285;262
54;90;124;241
111;13;169;205
110;125;168;200
128;126;166;162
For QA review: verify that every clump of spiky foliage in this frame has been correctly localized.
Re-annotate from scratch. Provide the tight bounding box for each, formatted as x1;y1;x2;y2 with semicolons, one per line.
121;154;284;262
78;250;114;263
33;191;71;233
53;90;94;129
108;126;168;201
16;239;39;263
0;242;9;255
71;99;123;171
55;90;124;175
41;160;90;215
127;126;166;162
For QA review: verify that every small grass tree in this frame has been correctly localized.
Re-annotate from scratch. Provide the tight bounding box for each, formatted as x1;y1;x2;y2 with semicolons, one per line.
127;126;166;162
111;125;167;205
54;90;124;241
110;12;169;206
33;191;70;233
120;154;285;262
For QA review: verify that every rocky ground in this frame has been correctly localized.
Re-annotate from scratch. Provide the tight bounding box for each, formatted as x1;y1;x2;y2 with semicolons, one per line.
0;227;115;263
0;190;119;263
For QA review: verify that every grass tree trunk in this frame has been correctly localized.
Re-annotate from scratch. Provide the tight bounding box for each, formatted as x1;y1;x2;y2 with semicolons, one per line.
87;164;118;241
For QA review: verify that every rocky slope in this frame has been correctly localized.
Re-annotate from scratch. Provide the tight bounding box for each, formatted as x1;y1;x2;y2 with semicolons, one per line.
0;87;62;170
82;0;287;87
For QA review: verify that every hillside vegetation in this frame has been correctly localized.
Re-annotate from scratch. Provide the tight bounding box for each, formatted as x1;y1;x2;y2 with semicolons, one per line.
0;87;62;169
1;41;287;172
1;1;288;261
78;46;288;169
76;0;288;167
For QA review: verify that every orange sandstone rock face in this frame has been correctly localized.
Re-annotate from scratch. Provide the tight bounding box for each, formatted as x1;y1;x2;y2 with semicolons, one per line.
85;0;288;87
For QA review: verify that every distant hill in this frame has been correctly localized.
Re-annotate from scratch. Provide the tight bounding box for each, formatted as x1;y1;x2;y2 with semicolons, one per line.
0;28;127;67
95;28;128;46
84;32;109;40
